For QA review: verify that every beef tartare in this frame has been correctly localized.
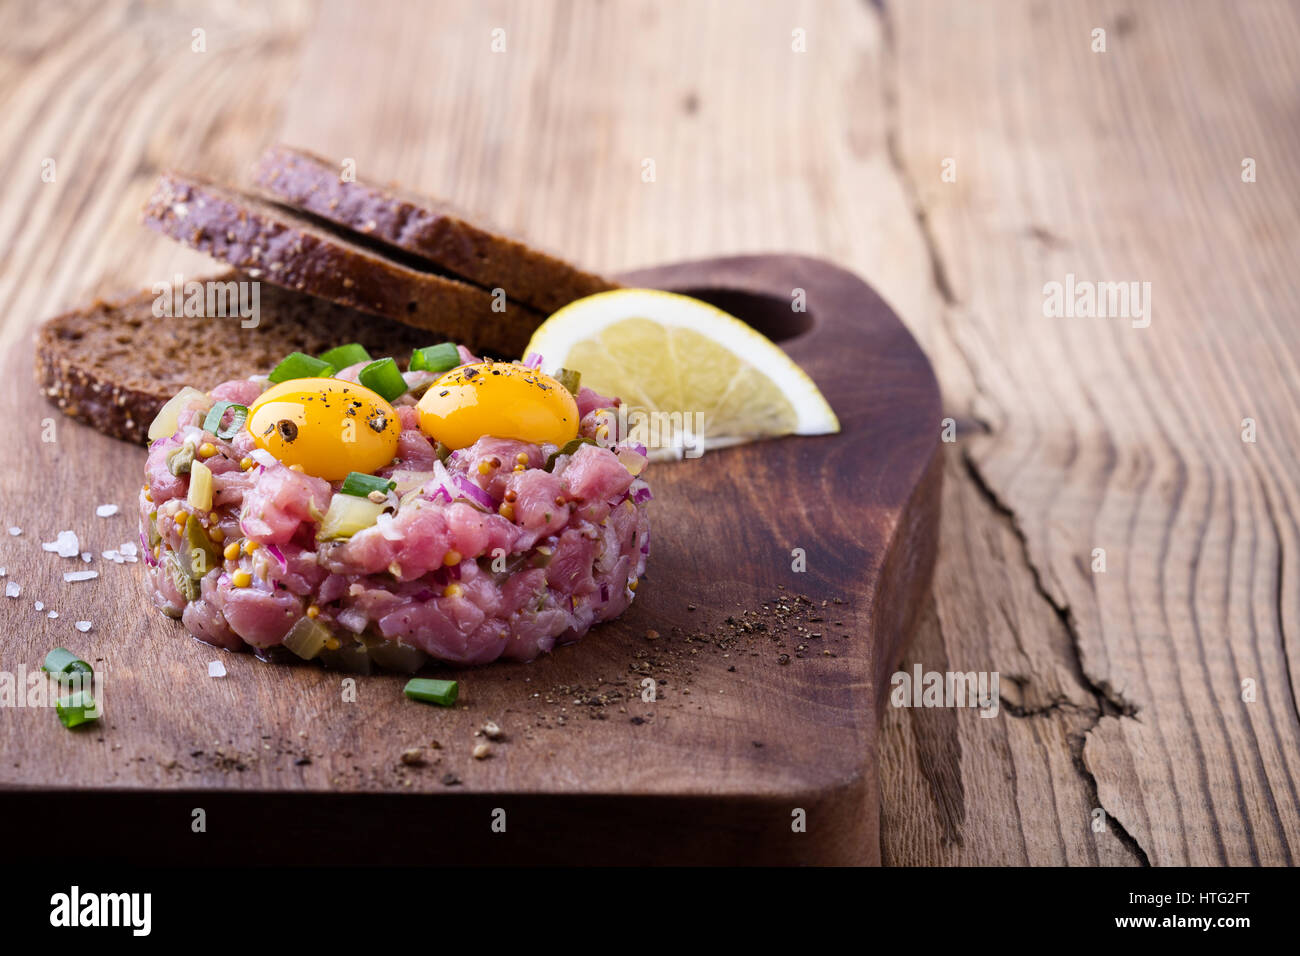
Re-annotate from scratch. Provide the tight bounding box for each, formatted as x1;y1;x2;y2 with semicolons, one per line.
139;344;651;670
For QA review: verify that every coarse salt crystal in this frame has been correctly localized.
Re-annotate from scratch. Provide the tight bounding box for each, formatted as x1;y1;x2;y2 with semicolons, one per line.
0;567;5;577
96;504;119;517
75;621;92;632
208;660;227;678
42;530;79;558
5;582;19;598
80;552;92;563
63;570;98;583
120;542;138;557
47;610;58;619
34;601;44;611
101;550;119;561
7;527;20;536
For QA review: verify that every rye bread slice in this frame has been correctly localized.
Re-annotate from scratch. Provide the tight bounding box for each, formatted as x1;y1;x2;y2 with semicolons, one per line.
251;145;618;315
141;171;542;357
36;273;434;444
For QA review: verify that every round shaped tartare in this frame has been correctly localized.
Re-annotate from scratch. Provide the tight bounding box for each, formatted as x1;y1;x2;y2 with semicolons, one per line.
139;345;651;670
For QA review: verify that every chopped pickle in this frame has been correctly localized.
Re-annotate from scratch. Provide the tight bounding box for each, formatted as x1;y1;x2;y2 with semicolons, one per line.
318;639;372;674
187;459;214;511
148;386;209;443
180;514;220;579
363;635;429;673
167;443;195;476
317;494;385;541
555;367;582;396
166;550;199;601
283;616;333;661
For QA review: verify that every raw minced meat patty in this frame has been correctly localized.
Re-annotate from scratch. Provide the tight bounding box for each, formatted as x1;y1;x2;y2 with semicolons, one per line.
140;349;651;670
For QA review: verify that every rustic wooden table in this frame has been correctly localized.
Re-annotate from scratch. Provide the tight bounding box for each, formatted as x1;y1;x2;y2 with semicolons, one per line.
2;0;1296;865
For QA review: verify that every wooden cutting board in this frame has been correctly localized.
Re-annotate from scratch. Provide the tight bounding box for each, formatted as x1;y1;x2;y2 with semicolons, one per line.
0;254;941;865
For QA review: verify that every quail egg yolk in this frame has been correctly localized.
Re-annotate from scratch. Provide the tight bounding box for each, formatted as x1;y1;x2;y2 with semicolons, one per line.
246;378;400;481
417;362;579;450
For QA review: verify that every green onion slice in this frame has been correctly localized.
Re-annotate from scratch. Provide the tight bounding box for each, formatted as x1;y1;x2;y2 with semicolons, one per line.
202;401;248;440
269;352;335;383
339;471;397;498
319;343;372;368
359;357;408;402
403;678;459;707
55;690;98;729
42;647;92;676
409;343;460;374
555;368;582;396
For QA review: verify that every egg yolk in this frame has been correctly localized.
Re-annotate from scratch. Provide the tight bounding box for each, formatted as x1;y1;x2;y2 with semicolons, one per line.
417;362;579;450
246;378;400;481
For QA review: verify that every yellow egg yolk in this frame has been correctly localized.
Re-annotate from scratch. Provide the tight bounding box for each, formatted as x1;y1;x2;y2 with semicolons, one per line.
417;363;580;450
246;378;400;481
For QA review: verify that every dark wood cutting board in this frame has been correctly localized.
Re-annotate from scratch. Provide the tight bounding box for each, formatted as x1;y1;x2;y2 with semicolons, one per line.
0;254;941;865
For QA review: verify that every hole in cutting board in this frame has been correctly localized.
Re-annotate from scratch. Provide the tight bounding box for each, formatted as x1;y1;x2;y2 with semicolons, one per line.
675;287;814;343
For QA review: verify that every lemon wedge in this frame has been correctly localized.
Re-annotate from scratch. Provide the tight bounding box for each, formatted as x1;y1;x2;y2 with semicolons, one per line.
525;289;839;459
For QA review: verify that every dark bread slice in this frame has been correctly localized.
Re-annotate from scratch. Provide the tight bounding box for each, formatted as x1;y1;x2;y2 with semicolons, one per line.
141;171;543;358
36;272;434;444
251;145;618;315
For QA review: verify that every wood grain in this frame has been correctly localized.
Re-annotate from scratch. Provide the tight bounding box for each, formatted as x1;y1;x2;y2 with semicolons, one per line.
1;0;1296;865
0;253;941;865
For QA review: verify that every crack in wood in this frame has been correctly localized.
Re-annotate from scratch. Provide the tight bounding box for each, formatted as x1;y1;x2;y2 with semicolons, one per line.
868;0;1151;867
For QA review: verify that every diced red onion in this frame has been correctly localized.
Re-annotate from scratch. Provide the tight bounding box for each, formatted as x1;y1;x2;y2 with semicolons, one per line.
452;474;494;510
249;448;277;467
630;481;653;503
600;583;609;602
523;352;543;369
264;543;288;573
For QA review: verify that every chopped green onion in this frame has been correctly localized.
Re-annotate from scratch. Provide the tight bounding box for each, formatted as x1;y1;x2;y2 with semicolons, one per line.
339;471;397;498
410;343;460;374
555;368;582;396
269;352;335;383
42;647;92;676
55;690;98;729
202;401;248;440
319;343;372;368
403;678;459;707
359;357;408;402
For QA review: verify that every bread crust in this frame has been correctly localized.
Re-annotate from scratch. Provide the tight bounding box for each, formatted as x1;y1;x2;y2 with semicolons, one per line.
141;172;542;357
35;275;434;443
252;145;617;315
